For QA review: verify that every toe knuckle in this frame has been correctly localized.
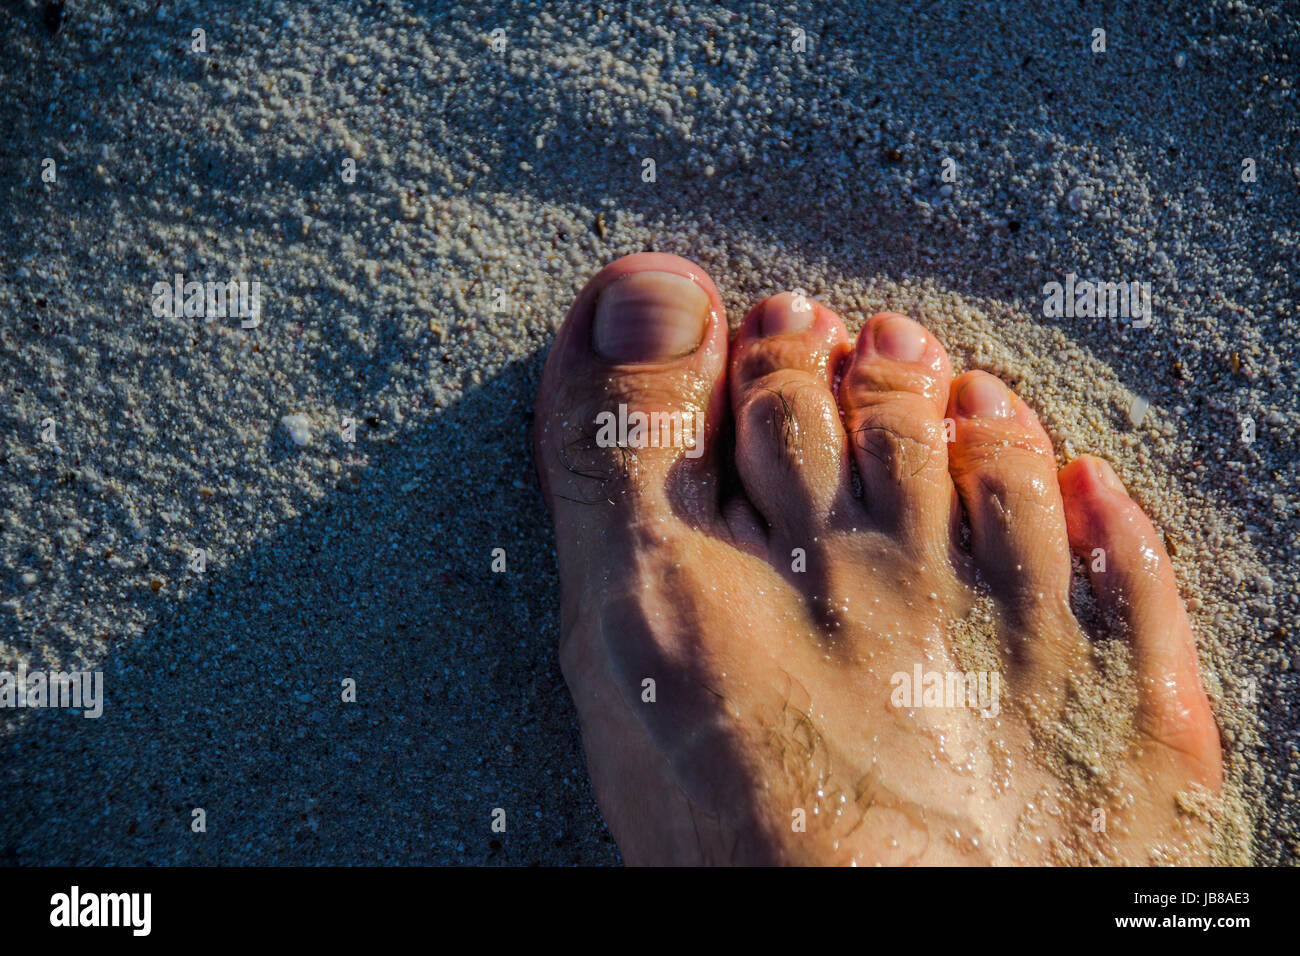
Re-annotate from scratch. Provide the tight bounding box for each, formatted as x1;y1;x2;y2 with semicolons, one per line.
545;373;711;499
736;339;824;382
739;376;839;457
848;398;946;478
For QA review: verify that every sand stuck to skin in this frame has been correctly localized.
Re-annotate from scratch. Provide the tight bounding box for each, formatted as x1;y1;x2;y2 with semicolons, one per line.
1;1;1295;864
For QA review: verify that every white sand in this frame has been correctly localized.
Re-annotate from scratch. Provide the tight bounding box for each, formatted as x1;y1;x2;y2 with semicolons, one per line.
1;0;1295;864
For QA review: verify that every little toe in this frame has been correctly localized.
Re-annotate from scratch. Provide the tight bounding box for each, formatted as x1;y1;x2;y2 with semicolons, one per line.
1059;456;1221;785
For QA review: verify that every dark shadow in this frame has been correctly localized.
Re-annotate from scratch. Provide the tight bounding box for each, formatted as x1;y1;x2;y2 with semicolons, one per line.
0;355;619;865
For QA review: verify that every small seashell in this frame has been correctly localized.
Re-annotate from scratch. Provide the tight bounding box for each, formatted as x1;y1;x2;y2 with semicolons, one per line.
1128;395;1150;427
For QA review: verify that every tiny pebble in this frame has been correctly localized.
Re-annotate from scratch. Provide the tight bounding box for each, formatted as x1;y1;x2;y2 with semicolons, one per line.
282;414;312;446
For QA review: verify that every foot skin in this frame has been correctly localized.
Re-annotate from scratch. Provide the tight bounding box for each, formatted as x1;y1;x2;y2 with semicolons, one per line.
535;254;1223;866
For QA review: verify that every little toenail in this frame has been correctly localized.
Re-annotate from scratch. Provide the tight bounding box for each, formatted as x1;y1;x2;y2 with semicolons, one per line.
1093;458;1126;492
593;270;709;362
874;316;927;362
761;295;816;335
958;376;1013;418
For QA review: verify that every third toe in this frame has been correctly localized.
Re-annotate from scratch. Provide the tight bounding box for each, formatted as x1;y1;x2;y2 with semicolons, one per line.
839;313;954;545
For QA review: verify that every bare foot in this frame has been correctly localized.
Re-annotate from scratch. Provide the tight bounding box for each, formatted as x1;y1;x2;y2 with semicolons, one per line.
534;253;1222;866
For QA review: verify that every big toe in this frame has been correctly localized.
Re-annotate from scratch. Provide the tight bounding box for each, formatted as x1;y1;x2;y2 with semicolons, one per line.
534;253;730;529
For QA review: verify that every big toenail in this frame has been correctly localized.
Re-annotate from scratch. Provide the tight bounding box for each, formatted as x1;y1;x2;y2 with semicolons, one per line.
761;295;815;335
874;315;927;362
958;376;1013;418
593;271;709;362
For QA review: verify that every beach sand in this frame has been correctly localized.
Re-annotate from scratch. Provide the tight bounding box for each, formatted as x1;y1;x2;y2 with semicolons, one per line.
1;0;1295;864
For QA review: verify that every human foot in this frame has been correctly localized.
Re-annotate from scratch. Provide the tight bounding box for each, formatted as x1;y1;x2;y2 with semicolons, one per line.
534;253;1223;866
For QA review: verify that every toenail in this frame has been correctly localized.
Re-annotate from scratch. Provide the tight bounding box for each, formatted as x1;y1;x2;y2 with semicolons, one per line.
761;295;815;335
593;270;709;362
873;315;927;362
1091;457;1126;492
957;376;1013;418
